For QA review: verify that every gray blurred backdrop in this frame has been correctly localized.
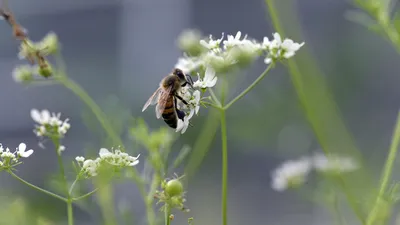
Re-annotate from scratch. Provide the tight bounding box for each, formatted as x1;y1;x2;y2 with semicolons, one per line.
1;0;400;225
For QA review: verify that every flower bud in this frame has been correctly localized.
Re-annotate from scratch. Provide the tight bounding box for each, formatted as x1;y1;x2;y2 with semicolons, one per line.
177;30;206;57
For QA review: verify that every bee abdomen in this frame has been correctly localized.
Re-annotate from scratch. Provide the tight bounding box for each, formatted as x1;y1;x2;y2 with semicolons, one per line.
162;112;177;128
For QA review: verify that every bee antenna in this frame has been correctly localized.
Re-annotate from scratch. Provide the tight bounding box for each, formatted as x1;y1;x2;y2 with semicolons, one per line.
185;74;194;89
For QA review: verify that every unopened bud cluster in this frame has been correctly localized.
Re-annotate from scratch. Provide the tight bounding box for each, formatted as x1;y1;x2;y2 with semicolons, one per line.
0;143;34;169
13;32;59;83
175;30;304;74
154;178;189;213
75;148;140;178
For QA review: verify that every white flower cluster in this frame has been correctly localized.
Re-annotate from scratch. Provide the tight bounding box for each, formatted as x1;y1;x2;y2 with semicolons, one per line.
75;148;140;178
0;143;34;169
175;31;304;74
175;87;201;134
271;152;359;192
31;109;70;138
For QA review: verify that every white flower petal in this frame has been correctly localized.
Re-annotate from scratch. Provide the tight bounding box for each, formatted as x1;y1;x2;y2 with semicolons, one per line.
99;148;112;158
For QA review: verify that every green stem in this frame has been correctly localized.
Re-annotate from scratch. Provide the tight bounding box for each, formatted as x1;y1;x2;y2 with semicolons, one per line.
165;204;171;225
366;111;400;225
220;108;228;225
209;88;222;107
54;75;124;147
7;170;67;202
146;173;160;225
73;188;99;201
67;200;73;225
224;64;273;110
201;101;223;110
52;138;74;225
68;177;79;195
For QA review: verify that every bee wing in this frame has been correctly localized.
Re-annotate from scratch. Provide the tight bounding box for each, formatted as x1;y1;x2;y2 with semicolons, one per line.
142;87;162;112
155;85;173;119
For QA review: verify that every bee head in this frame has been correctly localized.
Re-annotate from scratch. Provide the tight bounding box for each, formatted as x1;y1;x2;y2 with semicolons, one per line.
173;68;186;81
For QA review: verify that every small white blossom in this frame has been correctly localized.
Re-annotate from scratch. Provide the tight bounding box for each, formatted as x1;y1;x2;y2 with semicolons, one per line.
16;143;34;158
223;31;246;50
261;37;271;50
312;153;359;174
200;33;224;52
193;67;217;89
176;117;190;134
75;156;85;162
271;157;312;192
31;109;51;124
175;55;203;74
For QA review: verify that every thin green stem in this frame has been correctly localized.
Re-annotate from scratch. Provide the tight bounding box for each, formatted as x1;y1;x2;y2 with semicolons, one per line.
209;88;222;107
165;204;171;225
72;188;99;201
224;64;273;110
366;111;400;225
7;170;67;202
220;108;228;225
201;101;223;110
52;138;74;225
69;177;79;195
54;76;123;147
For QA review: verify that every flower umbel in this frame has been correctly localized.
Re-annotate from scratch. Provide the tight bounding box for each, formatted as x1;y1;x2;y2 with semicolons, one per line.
75;147;140;178
0;143;34;169
31;109;70;138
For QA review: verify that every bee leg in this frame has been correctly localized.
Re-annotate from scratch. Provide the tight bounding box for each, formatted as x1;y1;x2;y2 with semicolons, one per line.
175;94;189;105
174;97;186;121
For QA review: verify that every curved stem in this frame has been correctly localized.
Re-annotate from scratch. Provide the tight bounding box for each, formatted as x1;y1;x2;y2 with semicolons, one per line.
220;108;228;225
72;188;99;201
7;170;67;202
366;111;400;225
69;177;79;195
209;88;222;107
54;75;124;147
223;64;273;110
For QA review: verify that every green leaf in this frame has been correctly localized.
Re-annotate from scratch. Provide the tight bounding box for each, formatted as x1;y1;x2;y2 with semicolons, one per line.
345;10;382;33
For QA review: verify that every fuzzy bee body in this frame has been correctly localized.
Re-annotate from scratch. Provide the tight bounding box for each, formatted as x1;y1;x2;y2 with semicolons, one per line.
142;68;193;129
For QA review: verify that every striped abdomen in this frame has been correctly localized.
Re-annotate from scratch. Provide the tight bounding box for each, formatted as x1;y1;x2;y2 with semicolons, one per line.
161;95;178;128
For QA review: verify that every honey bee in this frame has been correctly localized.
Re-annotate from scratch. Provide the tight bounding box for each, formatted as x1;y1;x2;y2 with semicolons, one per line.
142;68;193;129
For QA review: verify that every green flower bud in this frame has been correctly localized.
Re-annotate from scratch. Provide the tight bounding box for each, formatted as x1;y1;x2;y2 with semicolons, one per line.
177;30;206;57
165;179;183;197
39;32;59;55
12;65;34;83
38;62;53;78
